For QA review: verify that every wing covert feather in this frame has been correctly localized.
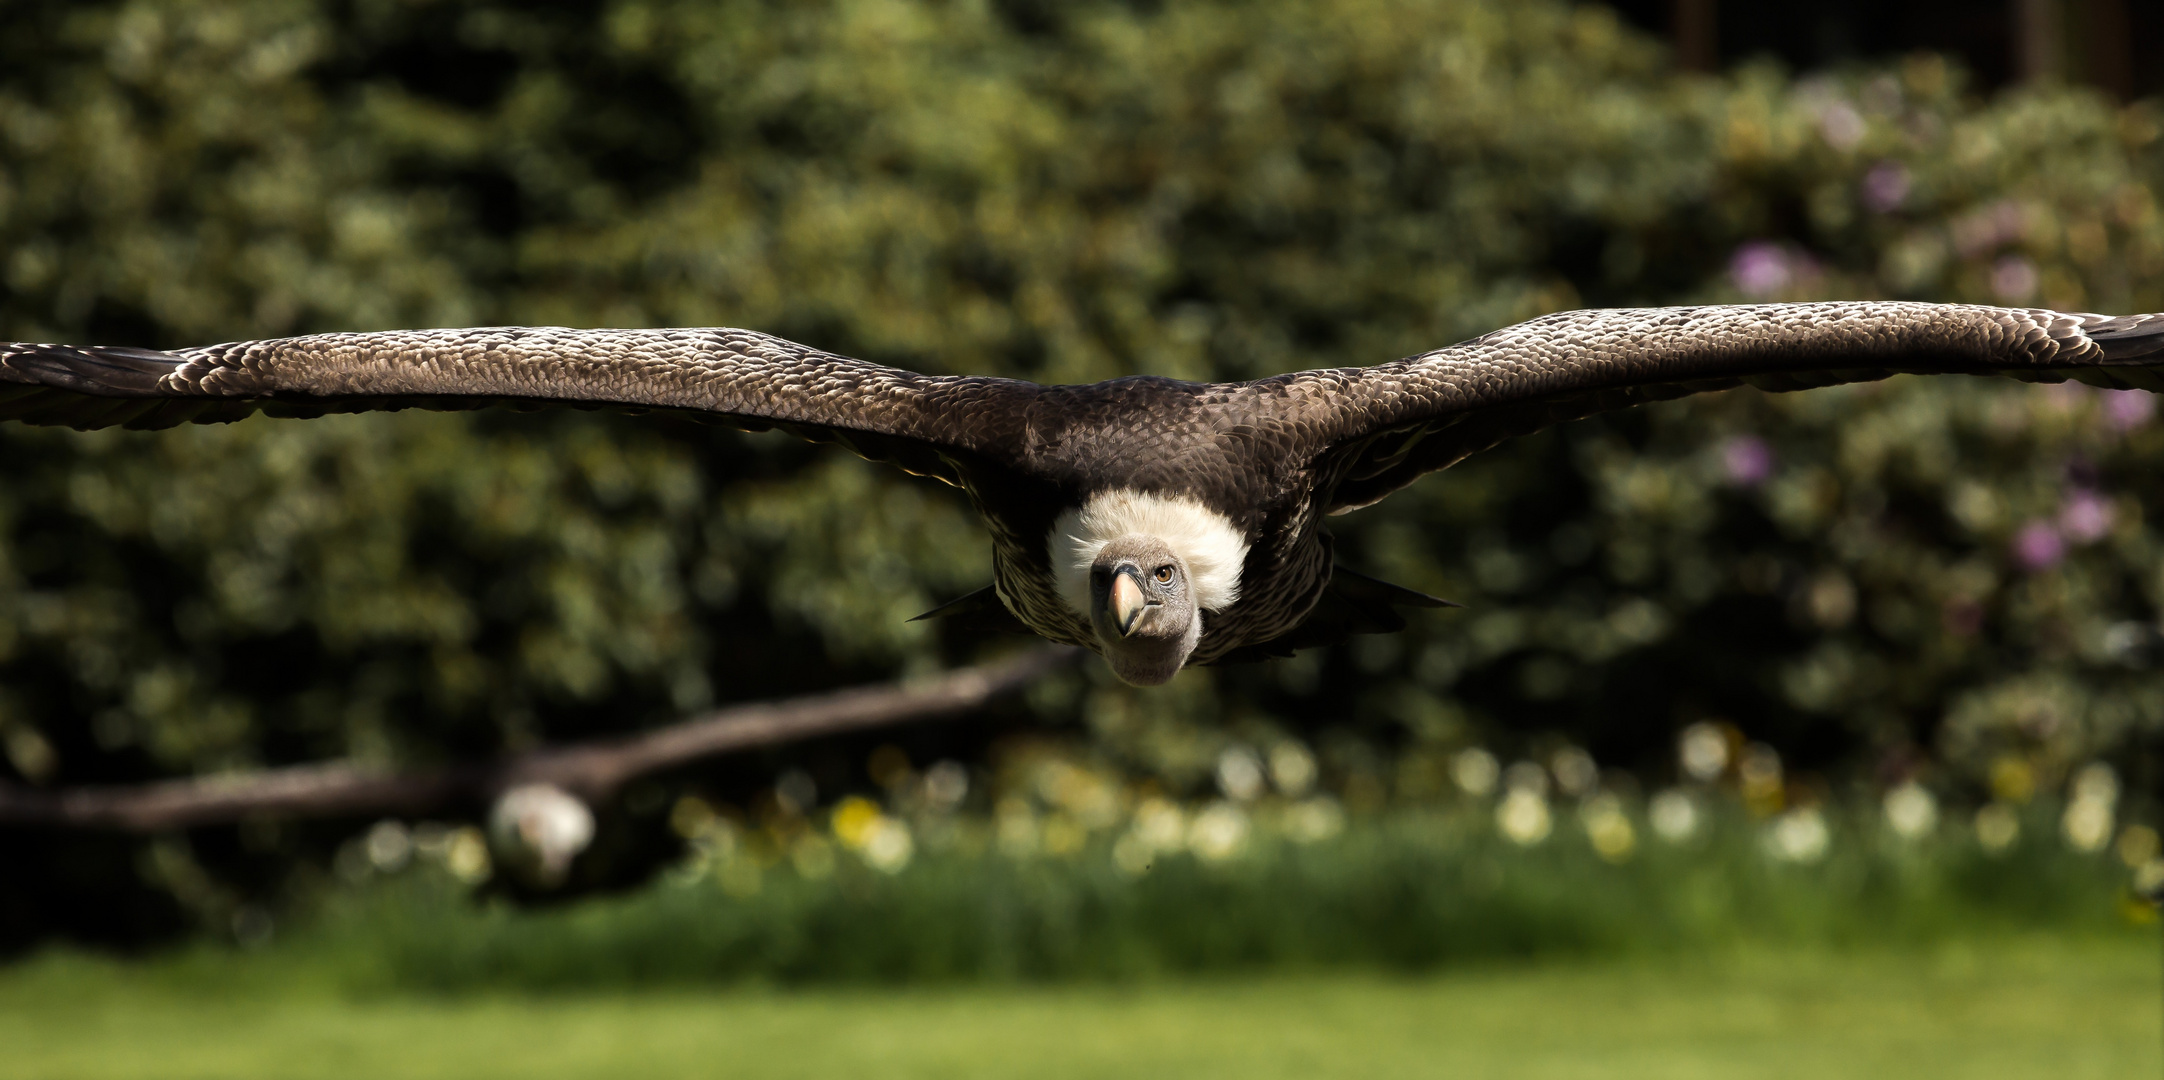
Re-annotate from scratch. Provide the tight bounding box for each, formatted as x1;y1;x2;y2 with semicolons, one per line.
1278;302;2164;513
0;327;1038;484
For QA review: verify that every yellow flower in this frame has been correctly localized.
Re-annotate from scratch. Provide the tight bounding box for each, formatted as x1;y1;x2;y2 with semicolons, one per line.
831;795;883;850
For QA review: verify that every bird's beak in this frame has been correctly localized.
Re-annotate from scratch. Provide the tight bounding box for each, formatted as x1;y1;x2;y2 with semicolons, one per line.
1110;567;1148;637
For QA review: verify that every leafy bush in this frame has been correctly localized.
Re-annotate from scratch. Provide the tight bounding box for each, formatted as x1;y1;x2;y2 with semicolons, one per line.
303;792;2147;990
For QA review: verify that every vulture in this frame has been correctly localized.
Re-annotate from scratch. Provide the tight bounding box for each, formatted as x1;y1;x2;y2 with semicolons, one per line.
5;302;2164;686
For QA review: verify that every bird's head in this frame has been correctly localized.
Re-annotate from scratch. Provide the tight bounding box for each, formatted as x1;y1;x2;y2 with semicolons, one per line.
1088;534;1201;686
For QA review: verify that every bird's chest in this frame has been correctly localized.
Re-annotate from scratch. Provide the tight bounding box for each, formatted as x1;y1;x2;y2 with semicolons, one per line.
1190;526;1331;663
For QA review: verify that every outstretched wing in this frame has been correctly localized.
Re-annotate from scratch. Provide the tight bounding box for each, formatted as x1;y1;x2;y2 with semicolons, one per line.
1274;303;2164;514
0;326;1040;487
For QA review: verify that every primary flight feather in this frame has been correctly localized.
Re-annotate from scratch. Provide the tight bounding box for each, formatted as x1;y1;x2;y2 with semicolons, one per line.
7;302;2164;686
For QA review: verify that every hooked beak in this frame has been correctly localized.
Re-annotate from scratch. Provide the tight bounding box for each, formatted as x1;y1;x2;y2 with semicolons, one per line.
1110;567;1149;637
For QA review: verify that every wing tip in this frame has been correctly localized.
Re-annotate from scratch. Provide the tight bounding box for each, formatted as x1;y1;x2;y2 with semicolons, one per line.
2;342;182;395
0;343;200;430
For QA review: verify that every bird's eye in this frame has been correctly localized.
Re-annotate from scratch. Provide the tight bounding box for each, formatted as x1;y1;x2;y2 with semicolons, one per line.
1154;565;1174;584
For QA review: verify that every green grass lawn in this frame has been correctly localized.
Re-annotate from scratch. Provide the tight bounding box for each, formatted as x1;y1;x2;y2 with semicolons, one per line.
3;938;2157;1080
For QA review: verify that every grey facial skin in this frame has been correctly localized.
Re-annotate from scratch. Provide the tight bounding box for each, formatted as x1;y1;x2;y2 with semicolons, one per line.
1088;535;1201;686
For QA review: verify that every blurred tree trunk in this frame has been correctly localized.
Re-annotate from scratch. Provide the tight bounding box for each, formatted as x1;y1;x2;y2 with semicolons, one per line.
1670;0;1717;72
2082;0;2132;100
2012;0;2064;84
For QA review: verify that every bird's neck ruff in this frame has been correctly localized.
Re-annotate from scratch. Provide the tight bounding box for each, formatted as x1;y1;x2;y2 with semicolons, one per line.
1051;490;1249;617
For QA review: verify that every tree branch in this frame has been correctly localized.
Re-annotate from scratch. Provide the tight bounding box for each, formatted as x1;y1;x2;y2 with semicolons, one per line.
0;646;1081;831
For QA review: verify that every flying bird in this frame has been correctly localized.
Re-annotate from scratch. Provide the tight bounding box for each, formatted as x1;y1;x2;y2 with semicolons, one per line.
5;302;2163;686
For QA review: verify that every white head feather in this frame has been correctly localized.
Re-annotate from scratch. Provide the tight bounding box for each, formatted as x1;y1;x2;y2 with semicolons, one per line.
1050;489;1249;618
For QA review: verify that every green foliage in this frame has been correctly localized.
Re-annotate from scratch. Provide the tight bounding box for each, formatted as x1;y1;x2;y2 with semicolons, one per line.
296;797;2145;990
3;0;2164;943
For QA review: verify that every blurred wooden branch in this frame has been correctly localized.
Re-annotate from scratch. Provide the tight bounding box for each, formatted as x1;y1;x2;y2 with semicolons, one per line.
0;646;1080;831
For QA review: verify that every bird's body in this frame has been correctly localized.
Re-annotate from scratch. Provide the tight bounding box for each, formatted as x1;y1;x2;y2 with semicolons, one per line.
8;302;2164;684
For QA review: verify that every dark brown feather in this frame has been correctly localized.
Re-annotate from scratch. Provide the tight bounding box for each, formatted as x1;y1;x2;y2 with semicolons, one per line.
1291;304;2164;514
10;303;2164;670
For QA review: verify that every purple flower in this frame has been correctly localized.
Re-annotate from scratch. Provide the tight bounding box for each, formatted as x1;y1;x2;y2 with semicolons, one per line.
2011;519;2064;571
1990;256;2038;304
1731;243;1792;298
1721;435;1775;486
2058;491;2114;544
2104;390;2155;431
1952;200;2025;257
1860;162;1910;213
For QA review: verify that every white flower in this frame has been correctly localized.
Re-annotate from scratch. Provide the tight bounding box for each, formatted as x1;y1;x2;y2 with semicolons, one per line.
1451;748;1499;796
2058;762;2119;853
2134;858;2164;901
1550;747;1599;799
1579;794;1635;862
365;819;412;872
2070;762;2120;807
1283;797;1345;844
922;760;970;809
1131;797;1187;852
830;795;914;871
1217;747;1266;802
1268;742;1318;797
1678;722;1730;782
1496;788;1552;845
1766;807;1830;863
1975;803;2020;853
2063;797;2114;853
1189;802;1251;861
1648;789;1700;843
1882;783;1938;840
443;826;491;883
1503;760;1550;797
861;817;914;873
